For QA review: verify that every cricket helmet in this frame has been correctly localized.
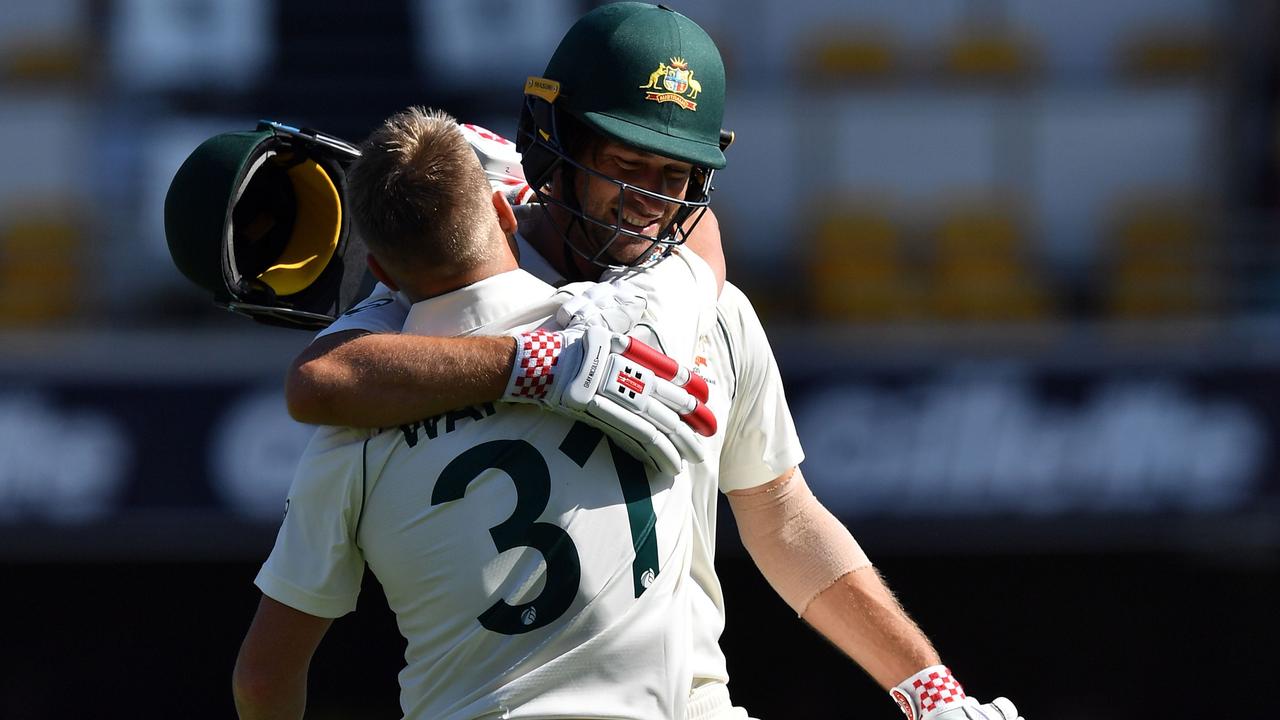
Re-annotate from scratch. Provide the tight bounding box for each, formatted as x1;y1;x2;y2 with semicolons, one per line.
516;2;733;273
164;121;372;329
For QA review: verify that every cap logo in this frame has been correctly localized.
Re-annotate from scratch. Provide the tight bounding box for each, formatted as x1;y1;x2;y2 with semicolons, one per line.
639;57;701;111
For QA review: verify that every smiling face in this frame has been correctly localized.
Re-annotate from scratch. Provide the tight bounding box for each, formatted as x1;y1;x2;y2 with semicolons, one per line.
568;138;694;266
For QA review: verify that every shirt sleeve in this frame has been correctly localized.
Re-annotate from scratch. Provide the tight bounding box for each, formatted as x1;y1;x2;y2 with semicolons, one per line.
255;427;368;618
716;285;805;493
315;283;412;339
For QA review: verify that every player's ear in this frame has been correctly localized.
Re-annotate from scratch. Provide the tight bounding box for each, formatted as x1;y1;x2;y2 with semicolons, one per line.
492;190;517;235
366;254;399;291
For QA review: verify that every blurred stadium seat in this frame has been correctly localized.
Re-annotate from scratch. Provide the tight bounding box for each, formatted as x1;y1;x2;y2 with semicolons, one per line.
1104;194;1220;319
803;28;899;83
0;212;83;323
926;200;1050;322
1116;25;1218;81
0;93;91;323
1029;87;1212;274
0;0;87;84
938;26;1039;84
807;200;920;321
1004;0;1216;81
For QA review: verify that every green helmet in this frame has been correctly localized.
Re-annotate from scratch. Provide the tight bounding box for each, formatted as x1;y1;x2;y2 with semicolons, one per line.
164;121;372;329
517;3;732;272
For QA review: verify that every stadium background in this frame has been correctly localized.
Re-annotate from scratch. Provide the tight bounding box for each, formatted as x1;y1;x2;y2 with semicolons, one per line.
1;0;1278;717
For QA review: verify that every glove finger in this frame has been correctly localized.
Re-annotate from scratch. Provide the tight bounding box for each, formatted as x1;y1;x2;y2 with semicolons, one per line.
635;394;682;434
585;396;680;476
679;368;709;404
598;305;641;334
554;293;588;327
682;399;716;437
649;376;697;414
575;412;663;476
648;379;717;437
987;698;1019;720
612;297;646;333
604;389;706;467
618;336;709;404
619;336;680;381
667;415;707;465
595;364;709;440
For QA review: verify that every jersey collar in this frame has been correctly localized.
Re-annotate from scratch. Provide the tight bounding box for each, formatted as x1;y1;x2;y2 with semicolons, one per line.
401;268;556;337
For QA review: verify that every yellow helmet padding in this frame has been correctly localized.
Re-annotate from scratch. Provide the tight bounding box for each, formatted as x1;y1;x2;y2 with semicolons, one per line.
256;157;341;296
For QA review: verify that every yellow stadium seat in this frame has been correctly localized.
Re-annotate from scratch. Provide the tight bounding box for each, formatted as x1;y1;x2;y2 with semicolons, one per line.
0;211;84;324
1104;197;1219;319
1117;28;1217;81
807;204;921;322
925;202;1050;321
803;28;899;84
939;29;1039;84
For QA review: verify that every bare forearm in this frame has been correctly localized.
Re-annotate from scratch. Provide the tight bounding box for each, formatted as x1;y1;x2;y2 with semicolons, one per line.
232;676;306;720
286;331;515;427
728;469;939;688
802;566;941;690
233;597;331;720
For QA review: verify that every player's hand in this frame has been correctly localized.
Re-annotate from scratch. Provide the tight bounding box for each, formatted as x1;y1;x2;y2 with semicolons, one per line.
553;280;647;335
460;122;535;205
503;326;716;475
890;666;1023;720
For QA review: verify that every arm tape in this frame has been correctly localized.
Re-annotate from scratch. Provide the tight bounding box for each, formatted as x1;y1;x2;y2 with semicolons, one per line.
726;469;871;617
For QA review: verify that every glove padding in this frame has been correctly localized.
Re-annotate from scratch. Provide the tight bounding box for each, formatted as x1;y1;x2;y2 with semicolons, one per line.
890;666;1023;720
503;326;715;476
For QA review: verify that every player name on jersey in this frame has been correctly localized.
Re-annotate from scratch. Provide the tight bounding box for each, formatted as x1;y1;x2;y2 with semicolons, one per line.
398;402;500;448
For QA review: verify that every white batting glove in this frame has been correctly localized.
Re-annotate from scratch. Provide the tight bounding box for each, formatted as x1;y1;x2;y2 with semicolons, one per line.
503;326;716;476
553;280;647;335
890;666;1023;720
460;122;535;205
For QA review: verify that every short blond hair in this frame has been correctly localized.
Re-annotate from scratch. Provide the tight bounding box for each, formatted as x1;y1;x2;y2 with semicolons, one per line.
348;106;495;276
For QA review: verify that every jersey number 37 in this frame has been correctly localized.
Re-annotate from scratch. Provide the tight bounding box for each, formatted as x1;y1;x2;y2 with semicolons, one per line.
431;422;660;635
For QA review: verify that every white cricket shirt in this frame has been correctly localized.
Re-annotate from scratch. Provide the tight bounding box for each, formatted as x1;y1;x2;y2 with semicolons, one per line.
681;282;805;687
259;257;717;719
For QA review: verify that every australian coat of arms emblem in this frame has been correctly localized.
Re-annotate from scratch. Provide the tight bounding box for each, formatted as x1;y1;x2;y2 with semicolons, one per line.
639;57;702;110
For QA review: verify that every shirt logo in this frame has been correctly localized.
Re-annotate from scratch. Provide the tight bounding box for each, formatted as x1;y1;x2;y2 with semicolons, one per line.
342;297;393;316
639;57;701;111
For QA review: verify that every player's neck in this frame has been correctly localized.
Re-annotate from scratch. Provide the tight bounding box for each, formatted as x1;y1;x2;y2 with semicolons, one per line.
516;208;603;283
402;233;519;302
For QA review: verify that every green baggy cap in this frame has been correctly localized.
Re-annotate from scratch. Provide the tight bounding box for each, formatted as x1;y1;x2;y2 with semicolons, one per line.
544;2;726;169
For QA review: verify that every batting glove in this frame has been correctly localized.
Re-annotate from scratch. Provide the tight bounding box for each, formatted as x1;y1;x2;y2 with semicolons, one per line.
460;122;536;205
503;326;716;476
553;279;647;335
890;666;1023;720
